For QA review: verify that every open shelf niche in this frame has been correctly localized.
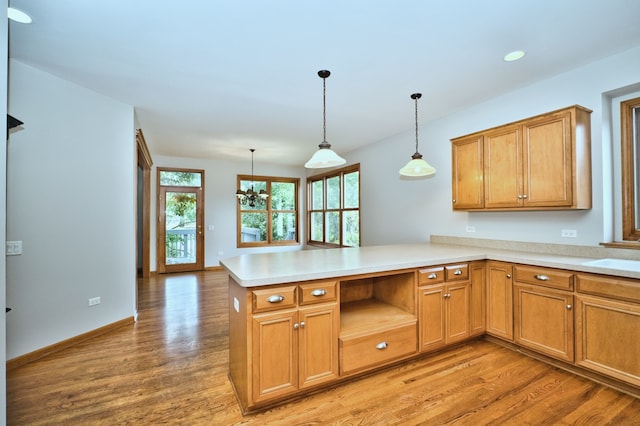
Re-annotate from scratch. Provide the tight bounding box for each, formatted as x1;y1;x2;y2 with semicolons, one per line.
339;270;416;339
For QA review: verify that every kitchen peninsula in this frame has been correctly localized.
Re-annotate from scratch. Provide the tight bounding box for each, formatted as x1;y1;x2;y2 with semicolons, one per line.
221;241;640;414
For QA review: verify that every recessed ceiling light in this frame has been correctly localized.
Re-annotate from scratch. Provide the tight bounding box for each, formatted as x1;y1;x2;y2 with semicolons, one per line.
504;50;525;62
8;7;32;24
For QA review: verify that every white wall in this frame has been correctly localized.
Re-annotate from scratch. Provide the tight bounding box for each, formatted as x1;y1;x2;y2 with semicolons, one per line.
349;46;640;248
6;60;136;359
151;155;307;270
1;0;9;419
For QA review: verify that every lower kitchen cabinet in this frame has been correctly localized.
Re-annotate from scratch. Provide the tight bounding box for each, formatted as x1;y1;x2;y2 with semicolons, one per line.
514;283;574;362
418;264;470;353
469;261;486;336
486;261;513;340
575;272;640;387
229;260;640;414
252;302;339;404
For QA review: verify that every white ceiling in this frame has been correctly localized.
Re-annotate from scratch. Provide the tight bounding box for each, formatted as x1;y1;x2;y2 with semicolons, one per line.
8;0;640;166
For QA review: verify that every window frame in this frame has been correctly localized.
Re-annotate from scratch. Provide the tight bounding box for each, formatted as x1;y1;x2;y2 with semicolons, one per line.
621;96;640;242
236;174;300;248
307;164;361;248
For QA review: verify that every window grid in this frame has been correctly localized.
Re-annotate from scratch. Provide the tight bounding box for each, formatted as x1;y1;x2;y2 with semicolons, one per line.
237;175;299;247
307;164;360;247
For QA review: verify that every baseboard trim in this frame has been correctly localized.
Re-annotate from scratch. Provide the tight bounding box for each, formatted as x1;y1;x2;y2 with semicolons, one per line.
7;316;135;371
205;265;225;272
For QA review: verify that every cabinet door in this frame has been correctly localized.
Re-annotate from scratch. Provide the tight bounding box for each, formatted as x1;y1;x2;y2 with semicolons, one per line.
484;125;523;209
522;111;572;207
446;282;470;344
486;261;514;340
252;309;298;403
452;135;484;210
575;294;640;387
419;285;446;352
514;284;574;362
469;262;486;336
298;303;339;389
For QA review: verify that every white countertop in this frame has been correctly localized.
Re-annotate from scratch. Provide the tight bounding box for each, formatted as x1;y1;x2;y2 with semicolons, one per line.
220;242;640;287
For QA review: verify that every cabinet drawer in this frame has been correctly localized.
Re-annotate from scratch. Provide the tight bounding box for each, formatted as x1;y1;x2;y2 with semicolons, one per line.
299;281;337;305
576;274;640;304
418;267;445;285
252;286;297;313
339;322;417;375
445;264;469;281
514;265;573;290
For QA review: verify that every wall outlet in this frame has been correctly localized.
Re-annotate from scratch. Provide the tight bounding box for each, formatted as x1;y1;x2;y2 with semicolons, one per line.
466;226;476;233
208;225;214;231
561;229;577;238
6;241;22;255
88;297;101;307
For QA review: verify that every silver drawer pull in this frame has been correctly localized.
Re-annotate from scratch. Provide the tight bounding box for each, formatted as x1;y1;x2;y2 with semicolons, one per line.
453;269;462;275
266;295;285;303
428;273;438;279
534;274;549;281
376;342;388;350
311;289;327;297
566;304;572;310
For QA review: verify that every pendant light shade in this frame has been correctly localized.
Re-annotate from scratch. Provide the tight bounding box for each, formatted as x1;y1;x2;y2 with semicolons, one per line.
305;70;346;169
399;93;436;177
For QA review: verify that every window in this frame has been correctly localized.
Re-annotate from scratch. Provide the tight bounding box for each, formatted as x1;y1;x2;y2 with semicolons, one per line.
621;96;640;241
237;175;299;247
307;164;360;247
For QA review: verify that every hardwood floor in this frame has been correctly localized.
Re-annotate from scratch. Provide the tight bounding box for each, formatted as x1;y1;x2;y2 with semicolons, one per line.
7;271;640;425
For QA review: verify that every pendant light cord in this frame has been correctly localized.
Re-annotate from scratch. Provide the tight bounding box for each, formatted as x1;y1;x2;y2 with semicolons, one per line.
323;76;327;142
414;95;419;153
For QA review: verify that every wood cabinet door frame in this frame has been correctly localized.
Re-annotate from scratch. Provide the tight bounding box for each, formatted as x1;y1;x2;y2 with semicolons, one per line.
486;261;514;340
522;111;573;207
483;125;523;209
514;283;574;362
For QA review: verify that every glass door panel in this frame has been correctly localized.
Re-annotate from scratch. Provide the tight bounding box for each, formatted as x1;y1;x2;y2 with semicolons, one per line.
157;168;204;273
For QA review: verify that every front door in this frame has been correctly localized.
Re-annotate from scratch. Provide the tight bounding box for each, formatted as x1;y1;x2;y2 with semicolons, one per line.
157;168;204;273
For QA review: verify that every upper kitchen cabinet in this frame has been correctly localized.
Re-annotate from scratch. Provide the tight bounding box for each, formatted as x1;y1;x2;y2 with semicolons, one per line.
451;134;484;209
451;105;592;211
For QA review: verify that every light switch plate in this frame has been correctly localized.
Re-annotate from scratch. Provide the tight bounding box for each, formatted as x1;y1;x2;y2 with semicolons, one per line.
6;241;22;255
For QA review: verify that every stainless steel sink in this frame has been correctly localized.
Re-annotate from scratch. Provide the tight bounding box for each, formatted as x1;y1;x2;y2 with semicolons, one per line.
581;258;640;271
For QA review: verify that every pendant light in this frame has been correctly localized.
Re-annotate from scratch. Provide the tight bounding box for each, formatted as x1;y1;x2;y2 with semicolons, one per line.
236;149;269;207
304;70;347;169
399;93;436;177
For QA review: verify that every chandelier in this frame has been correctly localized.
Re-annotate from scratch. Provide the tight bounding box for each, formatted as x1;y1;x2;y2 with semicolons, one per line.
399;93;436;177
304;69;347;168
236;149;269;207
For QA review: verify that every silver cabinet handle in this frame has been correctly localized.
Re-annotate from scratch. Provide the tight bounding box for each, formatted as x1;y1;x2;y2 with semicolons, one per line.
293;323;299;329
534;274;549;281
376;342;388;350
267;295;285;303
311;289;326;297
453;269;462;275
299;321;305;328
566;304;572;310
506;274;512;279
428;273;438;279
